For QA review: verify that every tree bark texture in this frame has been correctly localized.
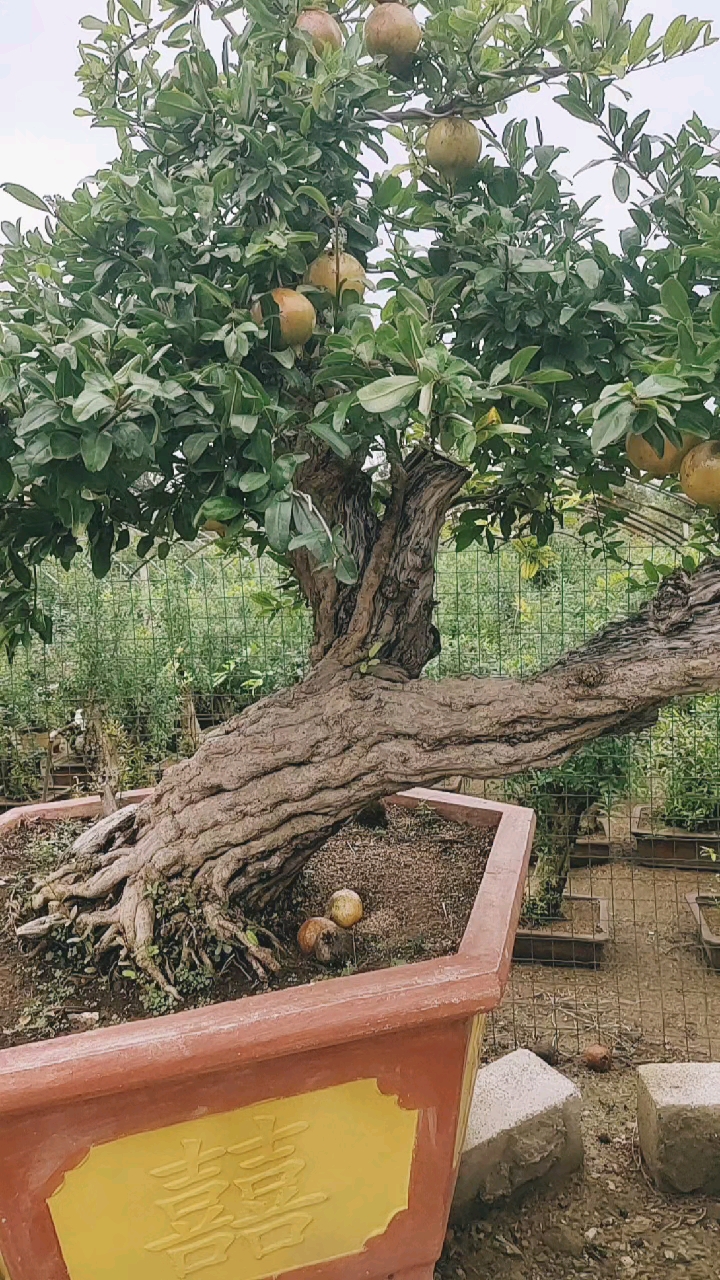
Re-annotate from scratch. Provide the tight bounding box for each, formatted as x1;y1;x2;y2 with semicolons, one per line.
19;447;720;994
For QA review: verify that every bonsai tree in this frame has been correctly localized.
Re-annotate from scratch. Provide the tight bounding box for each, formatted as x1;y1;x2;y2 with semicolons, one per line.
4;0;720;992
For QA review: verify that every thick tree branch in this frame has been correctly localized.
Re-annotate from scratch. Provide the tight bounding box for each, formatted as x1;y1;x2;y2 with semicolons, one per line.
23;560;720;988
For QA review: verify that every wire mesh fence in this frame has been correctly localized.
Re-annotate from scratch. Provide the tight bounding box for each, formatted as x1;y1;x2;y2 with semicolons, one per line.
0;534;718;1061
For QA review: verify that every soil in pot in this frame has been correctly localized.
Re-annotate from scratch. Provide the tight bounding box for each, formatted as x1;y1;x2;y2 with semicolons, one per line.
0;804;495;1048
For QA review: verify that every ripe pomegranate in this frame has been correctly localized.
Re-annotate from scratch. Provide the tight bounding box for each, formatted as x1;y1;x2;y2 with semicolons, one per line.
626;430;700;479
297;917;337;955
251;288;316;349
292;9;344;55
680;439;720;509
326;889;364;928
425;117;481;180
365;3;422;58
297;916;352;966
305;251;366;299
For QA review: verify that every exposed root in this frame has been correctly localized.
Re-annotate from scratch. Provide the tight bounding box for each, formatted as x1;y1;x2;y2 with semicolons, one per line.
203;902;281;984
16;814;285;1000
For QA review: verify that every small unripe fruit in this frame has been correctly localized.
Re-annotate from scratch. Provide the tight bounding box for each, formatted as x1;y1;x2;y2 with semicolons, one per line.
426;117;481;181
326;889;364;928
581;1043;613;1073
293;9;344;55
680;440;720;510
297;916;337;955
305;251;367;299
251;287;316;349
365;3;422;58
626;430;700;479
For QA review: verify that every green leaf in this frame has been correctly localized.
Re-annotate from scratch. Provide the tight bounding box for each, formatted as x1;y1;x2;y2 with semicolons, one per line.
526;369;573;384
183;431;216;464
335;553;358;585
711;292;720;334
237;471;269;493
265;497;292;552
119;0;147;21
8;549;31;588
612;166;631;203
68;318;110;344
73;389;115;422
509;346;540;381
307;420;352;459
494;384;549;408
230;414;259;436
576;259;602;290
628;13;653;65
643;558;660;583
554;94;596;123
634;374;686;398
201;496;243;523
660;277;692;323
357;375;420;414
1;184;50;213
155;89;204;118
50;431;81;459
55;358;82;401
295;186;332;216
396;313;425;364
591;400;636;453
81;431;113;472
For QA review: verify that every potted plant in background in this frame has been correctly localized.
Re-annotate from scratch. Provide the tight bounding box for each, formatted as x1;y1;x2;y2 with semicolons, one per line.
632;698;720;869
507;738;630;966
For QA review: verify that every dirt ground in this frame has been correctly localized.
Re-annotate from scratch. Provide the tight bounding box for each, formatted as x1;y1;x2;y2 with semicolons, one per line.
490;861;720;1063
437;1064;720;1280
439;852;720;1280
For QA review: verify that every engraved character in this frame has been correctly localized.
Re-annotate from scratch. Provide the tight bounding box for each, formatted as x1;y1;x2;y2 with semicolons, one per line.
230;1116;328;1261
145;1139;234;1279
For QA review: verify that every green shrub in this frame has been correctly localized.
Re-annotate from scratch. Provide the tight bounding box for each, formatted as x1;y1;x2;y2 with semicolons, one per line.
651;699;720;832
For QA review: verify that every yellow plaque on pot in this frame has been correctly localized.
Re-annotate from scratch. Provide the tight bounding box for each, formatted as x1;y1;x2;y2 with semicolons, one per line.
49;1079;418;1280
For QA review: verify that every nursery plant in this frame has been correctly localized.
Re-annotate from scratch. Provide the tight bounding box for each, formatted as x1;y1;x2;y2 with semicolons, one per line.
2;0;720;991
652;698;720;832
507;734;630;919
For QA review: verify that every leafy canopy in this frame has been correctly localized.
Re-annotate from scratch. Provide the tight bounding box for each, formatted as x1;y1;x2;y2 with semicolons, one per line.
0;0;718;651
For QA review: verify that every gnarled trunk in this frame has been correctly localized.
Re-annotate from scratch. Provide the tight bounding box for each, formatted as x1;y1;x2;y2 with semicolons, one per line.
20;449;720;995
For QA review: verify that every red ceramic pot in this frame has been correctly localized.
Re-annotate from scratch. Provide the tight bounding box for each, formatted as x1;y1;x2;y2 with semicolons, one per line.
0;787;533;1280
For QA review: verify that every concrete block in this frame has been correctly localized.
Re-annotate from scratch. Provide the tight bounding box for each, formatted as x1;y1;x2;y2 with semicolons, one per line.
637;1063;720;1194
453;1048;583;1213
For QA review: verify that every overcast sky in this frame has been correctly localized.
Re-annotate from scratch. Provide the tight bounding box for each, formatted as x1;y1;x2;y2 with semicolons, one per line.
0;0;718;245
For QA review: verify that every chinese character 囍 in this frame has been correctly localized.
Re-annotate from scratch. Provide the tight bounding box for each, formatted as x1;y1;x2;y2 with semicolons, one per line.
144;1115;329;1276
145;1138;235;1278
230;1115;328;1261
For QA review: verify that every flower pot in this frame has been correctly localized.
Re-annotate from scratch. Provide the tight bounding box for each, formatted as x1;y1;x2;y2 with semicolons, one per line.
0;786;534;1280
686;893;720;972
571;835;612;866
631;805;720;871
513;893;610;968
